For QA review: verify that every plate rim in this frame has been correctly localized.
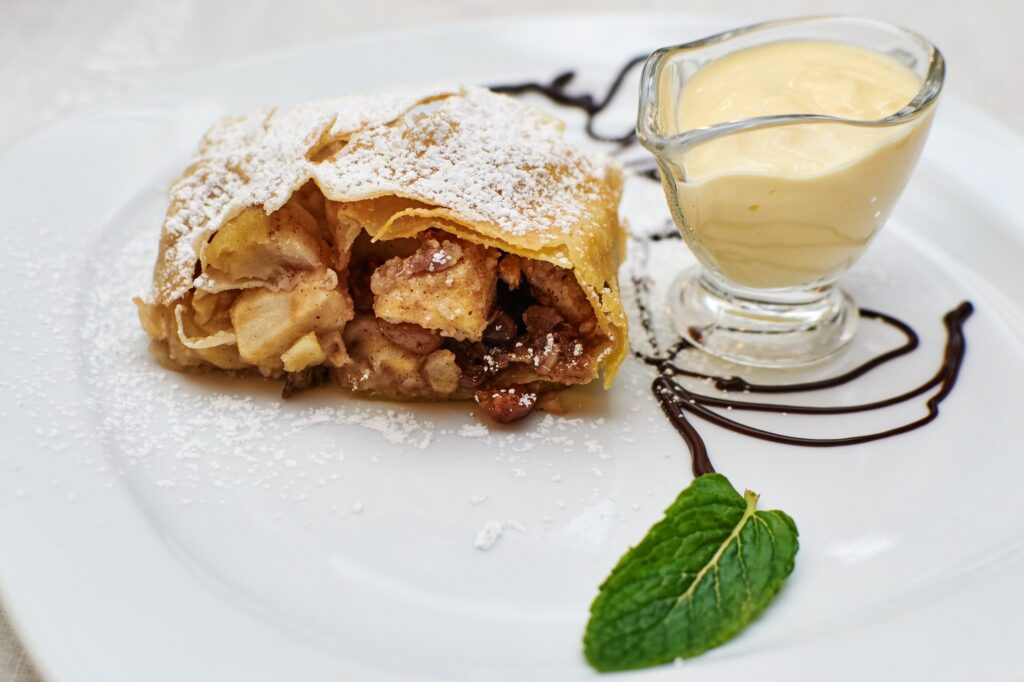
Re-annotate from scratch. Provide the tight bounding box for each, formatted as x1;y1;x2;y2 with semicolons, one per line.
2;12;1024;682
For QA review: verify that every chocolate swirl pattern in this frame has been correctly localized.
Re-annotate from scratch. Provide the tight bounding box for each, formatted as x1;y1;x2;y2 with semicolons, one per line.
631;240;973;474
491;56;646;146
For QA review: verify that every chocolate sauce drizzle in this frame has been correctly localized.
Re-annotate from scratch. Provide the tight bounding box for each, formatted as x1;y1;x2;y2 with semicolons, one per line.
491;55;648;146
633;274;973;475
491;57;975;477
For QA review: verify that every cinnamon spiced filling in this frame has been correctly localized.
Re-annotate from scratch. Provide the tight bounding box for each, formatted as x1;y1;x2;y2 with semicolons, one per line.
158;185;611;423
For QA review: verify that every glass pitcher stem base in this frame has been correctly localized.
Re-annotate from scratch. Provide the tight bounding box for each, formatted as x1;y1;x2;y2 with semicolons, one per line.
668;268;859;368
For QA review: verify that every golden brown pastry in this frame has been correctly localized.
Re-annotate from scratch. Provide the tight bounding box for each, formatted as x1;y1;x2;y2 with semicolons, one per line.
136;86;627;422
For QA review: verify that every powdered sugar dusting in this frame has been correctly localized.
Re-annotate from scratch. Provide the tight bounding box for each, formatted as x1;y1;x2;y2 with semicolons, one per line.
152;85;618;305
319;88;614;237
151;87;449;303
473;519;526;551
76;226;439;498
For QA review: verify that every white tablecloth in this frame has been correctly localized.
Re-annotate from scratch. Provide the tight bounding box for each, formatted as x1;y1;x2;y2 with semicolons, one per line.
1;0;1019;679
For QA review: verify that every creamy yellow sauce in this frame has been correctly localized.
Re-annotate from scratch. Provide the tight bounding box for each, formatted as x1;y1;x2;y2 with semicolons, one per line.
670;40;932;289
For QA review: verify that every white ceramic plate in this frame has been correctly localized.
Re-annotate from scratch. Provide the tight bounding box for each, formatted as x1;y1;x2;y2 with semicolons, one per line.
2;13;1023;682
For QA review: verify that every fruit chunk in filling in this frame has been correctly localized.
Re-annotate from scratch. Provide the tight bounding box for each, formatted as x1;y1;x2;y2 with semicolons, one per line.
230;271;353;372
336;313;462;398
370;233;499;341
161;192;611;422
204;203;325;285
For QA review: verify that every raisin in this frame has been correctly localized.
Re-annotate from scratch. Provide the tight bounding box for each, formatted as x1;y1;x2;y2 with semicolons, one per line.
483;309;518;347
474;385;538;424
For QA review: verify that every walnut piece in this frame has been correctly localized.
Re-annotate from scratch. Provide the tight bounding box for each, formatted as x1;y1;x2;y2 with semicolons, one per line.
497;253;523;289
521;259;594;325
377;319;444;355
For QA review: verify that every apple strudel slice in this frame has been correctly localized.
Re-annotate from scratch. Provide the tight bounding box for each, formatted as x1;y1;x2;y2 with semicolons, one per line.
136;86;627;423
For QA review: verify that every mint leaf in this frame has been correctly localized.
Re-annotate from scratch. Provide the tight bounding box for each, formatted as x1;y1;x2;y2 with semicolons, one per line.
583;473;798;672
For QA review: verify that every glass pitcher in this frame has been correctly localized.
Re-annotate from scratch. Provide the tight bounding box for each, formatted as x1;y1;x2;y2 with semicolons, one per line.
637;16;944;367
